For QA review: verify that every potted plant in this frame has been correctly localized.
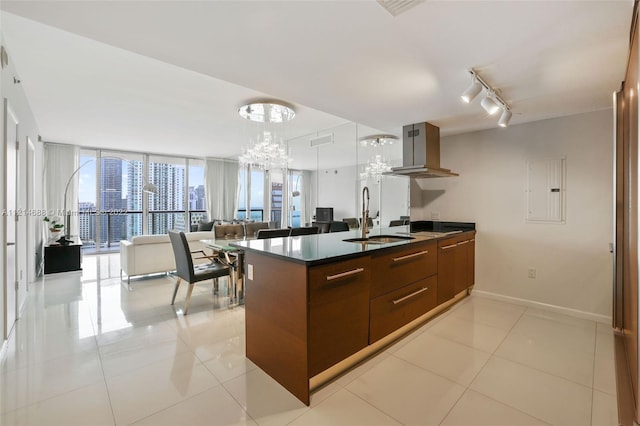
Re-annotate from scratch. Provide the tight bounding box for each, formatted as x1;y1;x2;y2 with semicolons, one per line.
44;216;64;240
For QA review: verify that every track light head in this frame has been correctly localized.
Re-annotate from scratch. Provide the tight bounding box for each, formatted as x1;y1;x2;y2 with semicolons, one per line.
461;80;482;103
498;108;512;127
481;95;500;115
462;68;513;127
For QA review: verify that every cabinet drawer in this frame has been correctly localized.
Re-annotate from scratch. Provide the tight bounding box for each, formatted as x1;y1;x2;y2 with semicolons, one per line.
308;256;371;376
369;275;437;343
371;241;436;298
309;257;371;304
438;231;475;248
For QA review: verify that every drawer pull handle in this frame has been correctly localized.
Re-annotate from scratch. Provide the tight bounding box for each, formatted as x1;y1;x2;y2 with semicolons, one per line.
326;267;364;281
393;287;429;305
457;240;470;245
392;250;429;262
440;244;457;250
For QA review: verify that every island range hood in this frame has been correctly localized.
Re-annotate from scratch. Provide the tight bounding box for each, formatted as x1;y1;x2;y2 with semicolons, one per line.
389;122;459;178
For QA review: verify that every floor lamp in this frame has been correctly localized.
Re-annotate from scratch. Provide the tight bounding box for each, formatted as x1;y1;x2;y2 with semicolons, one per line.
61;157;158;243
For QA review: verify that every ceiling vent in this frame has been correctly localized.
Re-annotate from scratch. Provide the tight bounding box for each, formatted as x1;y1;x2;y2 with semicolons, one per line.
377;0;425;17
310;133;334;147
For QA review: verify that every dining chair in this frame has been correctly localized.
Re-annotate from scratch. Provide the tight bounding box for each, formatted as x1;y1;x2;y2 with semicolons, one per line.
169;230;232;315
312;222;331;233
256;228;291;239
289;226;319;236
329;221;350;232
359;217;374;228
214;224;245;240
342;217;360;229
244;222;269;238
389;219;409;227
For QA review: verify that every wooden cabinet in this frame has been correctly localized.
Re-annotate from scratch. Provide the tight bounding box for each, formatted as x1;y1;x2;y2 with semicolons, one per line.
370;240;438;342
370;241;437;298
308;257;371;376
44;241;82;274
437;232;475;304
244;229;475;406
370;275;437;343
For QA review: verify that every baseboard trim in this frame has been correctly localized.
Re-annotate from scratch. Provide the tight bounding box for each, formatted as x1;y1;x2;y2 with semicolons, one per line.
472;290;612;324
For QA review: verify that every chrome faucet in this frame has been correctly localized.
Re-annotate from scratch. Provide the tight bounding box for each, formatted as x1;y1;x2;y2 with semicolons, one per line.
362;186;370;239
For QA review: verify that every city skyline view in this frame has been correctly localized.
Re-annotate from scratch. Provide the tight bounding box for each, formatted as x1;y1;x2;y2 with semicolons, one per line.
77;155;207;248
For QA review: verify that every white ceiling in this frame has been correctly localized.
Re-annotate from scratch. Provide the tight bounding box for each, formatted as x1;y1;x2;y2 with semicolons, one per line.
0;0;633;163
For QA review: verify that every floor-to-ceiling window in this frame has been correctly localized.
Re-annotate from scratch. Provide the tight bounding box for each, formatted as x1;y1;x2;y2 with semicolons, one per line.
269;169;284;228
147;155;186;234
101;152;145;248
78;150;97;249
188;159;207;228
289;170;303;227
77;149;209;252
237;166;266;221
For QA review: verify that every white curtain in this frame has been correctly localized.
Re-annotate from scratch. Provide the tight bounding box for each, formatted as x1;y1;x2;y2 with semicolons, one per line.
204;159;239;221
44;144;78;236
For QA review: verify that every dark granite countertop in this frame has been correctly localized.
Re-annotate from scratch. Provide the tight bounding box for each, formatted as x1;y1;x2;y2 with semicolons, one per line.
231;224;475;266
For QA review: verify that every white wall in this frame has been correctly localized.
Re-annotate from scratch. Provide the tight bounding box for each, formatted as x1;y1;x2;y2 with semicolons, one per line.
310;165;359;222
1;33;44;343
413;110;613;318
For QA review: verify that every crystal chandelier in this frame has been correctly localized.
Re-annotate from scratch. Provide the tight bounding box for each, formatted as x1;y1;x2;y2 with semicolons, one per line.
238;101;295;170
239;130;290;170
359;134;398;147
359;134;398;183
360;154;392;183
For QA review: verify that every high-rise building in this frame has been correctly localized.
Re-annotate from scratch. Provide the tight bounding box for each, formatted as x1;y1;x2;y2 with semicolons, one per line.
100;158;126;246
78;201;96;246
148;162;185;234
195;185;205;210
126;161;144;239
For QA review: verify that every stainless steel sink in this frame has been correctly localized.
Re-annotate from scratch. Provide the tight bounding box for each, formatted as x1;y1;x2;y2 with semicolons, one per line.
343;235;415;244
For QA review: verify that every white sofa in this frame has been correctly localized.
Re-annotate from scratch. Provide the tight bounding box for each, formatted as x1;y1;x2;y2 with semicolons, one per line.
119;231;215;284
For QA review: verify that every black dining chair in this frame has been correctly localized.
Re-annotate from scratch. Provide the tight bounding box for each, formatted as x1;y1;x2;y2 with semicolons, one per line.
169;230;232;315
312;222;331;233
342;218;360;229
289;226;319;236
359;217;374;228
329;221;350;232
256;228;291;239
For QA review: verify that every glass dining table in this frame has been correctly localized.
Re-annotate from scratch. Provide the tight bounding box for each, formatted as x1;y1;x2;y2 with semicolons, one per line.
200;237;249;306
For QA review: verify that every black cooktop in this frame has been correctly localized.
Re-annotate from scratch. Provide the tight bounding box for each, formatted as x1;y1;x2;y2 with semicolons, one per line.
410;220;476;233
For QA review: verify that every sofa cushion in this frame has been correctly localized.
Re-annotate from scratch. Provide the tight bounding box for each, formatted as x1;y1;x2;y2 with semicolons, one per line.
130;234;170;244
185;231;215;241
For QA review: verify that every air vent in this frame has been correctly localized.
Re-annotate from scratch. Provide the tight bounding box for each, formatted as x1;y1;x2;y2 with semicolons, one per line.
377;0;425;17
310;134;334;147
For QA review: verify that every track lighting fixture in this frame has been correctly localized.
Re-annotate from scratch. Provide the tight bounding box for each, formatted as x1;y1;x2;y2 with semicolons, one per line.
480;95;500;115
461;79;482;103
461;68;512;127
498;108;512;127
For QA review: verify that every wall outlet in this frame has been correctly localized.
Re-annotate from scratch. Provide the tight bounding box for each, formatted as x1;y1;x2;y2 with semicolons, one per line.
527;267;536;279
431;211;440;220
248;264;254;281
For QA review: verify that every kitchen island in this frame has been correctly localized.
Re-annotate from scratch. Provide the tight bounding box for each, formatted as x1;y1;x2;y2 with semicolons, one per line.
232;225;475;405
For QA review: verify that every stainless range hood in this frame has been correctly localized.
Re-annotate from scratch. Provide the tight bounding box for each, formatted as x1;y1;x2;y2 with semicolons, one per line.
389;122;458;178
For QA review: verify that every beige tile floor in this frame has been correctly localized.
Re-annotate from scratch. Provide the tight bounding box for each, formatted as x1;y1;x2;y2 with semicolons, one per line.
0;254;618;425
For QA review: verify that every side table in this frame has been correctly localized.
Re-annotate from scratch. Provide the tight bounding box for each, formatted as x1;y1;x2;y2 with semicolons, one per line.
44;238;83;274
